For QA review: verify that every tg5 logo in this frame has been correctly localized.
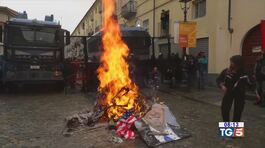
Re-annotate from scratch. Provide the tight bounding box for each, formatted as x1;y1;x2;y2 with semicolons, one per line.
219;128;244;137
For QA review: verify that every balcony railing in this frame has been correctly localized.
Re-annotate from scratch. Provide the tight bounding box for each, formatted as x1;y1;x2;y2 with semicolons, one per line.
121;0;137;20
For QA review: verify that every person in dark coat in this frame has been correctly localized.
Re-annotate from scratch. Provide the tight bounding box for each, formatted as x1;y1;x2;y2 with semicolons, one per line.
174;53;182;83
187;54;198;88
254;51;265;107
216;55;252;122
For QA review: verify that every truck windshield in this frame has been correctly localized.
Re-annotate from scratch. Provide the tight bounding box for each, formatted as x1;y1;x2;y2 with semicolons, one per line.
35;29;56;44
8;26;59;47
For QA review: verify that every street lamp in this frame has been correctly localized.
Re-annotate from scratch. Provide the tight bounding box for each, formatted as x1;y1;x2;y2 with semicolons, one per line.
179;0;191;22
179;0;191;57
179;0;191;89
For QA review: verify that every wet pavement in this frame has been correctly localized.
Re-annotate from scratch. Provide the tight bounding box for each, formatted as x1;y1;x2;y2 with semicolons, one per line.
0;86;265;148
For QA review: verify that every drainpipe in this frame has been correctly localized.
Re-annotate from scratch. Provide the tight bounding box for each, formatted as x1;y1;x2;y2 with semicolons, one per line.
228;0;234;34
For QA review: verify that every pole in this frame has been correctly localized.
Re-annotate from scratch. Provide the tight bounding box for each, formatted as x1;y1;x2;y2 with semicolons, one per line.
168;37;171;60
184;2;187;22
82;37;88;92
180;0;189;89
183;1;187;58
152;38;155;62
152;0;156;61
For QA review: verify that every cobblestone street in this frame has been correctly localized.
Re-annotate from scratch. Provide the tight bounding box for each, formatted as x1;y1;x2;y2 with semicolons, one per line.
0;86;264;148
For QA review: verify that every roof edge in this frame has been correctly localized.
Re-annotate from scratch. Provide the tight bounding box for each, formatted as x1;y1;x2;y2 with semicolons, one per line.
0;6;19;16
71;0;99;35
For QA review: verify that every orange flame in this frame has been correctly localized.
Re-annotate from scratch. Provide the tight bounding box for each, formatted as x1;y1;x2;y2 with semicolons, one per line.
97;0;139;120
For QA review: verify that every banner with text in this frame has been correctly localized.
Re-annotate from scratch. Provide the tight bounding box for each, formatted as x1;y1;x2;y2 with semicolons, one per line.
179;21;197;48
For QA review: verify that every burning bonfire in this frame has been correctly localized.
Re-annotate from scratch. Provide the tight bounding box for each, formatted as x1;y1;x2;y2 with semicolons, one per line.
97;0;145;121
64;0;190;146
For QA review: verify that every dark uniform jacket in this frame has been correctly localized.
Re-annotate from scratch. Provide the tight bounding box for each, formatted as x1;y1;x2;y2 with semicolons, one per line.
216;68;251;94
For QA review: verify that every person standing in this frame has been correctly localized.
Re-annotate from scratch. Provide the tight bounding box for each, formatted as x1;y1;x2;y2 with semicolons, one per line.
149;66;161;102
254;51;265;107
197;52;208;89
174;53;182;84
187;54;198;88
158;52;166;83
216;55;252;122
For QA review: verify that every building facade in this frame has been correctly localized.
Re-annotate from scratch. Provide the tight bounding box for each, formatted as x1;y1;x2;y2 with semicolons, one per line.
116;0;265;75
0;6;18;54
72;0;102;36
0;6;18;25
69;0;103;60
73;0;265;76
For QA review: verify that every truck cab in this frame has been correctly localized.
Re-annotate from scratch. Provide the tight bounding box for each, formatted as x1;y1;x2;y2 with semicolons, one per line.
1;17;68;86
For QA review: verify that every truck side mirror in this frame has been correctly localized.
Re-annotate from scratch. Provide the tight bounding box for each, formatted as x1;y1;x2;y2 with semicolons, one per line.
65;31;70;45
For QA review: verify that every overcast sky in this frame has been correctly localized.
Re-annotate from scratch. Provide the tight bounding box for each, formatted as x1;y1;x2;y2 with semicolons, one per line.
1;0;95;33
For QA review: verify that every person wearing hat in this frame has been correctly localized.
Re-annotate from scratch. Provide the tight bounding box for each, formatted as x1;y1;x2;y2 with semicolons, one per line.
216;55;252;121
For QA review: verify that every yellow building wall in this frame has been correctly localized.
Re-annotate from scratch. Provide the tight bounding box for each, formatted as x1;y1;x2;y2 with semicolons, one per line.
130;0;265;74
188;0;219;74
212;0;265;73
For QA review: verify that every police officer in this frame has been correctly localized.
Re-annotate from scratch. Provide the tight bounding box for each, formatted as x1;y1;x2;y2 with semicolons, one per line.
216;55;251;122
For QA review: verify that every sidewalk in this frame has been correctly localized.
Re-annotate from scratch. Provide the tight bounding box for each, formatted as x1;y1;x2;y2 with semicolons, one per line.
158;84;265;120
159;85;223;106
159;84;257;106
